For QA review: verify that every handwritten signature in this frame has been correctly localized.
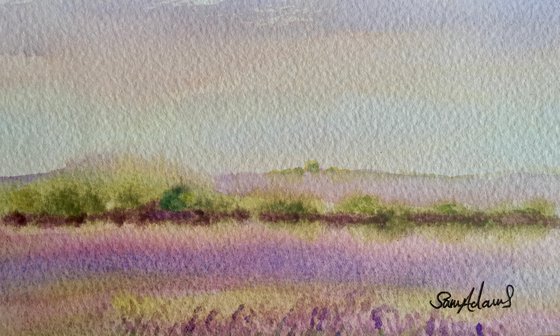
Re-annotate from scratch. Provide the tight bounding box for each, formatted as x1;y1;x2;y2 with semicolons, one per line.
430;281;514;314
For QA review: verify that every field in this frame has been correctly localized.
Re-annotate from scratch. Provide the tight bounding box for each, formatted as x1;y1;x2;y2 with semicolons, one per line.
2;164;560;335
2;220;559;336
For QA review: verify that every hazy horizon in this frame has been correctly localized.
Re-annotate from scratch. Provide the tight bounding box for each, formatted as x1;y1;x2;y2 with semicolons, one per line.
4;156;560;179
2;0;560;176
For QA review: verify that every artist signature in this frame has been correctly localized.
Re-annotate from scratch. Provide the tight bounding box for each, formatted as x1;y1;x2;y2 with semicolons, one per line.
430;281;514;314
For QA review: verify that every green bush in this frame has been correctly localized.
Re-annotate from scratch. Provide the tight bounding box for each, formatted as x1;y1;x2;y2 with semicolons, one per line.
269;167;305;175
0;188;9;215
187;193;234;212
488;198;557;218
41;183;107;216
80;187;106;214
42;184;84;217
3;179;108;216
335;194;383;215
6;186;44;214
519;198;556;217
258;198;319;216
114;185;143;210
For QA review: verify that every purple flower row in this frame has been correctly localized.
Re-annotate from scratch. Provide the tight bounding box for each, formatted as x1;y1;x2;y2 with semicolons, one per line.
117;303;507;335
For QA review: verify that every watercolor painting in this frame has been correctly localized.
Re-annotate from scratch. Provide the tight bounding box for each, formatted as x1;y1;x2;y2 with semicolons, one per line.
2;1;560;335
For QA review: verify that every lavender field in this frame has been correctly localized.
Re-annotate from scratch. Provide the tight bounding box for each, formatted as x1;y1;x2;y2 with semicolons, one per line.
2;221;559;336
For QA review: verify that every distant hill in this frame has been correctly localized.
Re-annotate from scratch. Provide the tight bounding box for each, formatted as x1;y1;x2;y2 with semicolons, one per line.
0;155;206;188
0;171;59;186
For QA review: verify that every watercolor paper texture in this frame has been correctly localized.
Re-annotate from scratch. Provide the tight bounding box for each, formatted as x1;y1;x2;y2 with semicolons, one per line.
1;1;560;335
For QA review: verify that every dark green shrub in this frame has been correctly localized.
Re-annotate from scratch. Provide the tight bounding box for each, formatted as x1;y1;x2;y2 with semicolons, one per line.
160;186;188;212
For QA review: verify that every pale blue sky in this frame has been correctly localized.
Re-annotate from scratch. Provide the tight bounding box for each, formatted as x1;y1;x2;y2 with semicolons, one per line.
1;0;560;176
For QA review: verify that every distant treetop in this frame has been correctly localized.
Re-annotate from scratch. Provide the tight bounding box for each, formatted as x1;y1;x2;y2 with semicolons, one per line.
269;160;322;175
269;160;352;175
304;160;320;173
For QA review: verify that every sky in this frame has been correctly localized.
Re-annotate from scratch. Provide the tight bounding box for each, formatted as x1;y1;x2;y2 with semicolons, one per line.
1;0;560;176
